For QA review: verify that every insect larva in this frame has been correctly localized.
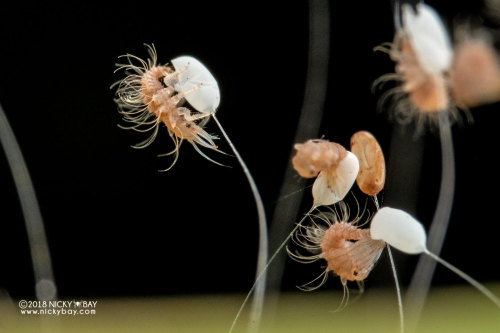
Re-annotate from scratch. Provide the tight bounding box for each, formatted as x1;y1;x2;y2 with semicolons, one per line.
374;3;455;125
292;139;359;206
113;44;219;170
115;47;271;332
288;204;385;292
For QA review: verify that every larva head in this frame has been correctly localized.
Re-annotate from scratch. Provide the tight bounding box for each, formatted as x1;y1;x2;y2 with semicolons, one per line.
402;3;453;74
171;56;220;114
370;207;427;254
312;151;359;206
350;131;386;196
292;139;348;178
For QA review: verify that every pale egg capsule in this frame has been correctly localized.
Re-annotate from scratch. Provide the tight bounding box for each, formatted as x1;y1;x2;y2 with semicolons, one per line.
370;207;500;307
171;56;220;114
350;131;386;197
312;151;359;206
402;3;453;74
370;207;426;254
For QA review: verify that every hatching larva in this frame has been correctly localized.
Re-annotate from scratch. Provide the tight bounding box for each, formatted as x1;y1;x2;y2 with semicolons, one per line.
292;139;359;206
350;131;386;197
113;44;219;170
292;139;348;178
376;4;500;126
374;3;455;125
288;203;385;289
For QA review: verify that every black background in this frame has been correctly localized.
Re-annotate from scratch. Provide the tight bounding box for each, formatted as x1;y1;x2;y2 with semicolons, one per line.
0;0;498;299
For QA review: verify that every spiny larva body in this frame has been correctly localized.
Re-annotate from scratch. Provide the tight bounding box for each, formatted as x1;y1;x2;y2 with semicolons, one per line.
288;204;385;288
376;3;500;127
374;3;454;126
113;44;219;170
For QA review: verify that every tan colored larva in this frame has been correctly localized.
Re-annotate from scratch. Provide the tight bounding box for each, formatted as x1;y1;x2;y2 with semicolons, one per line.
292;139;359;206
376;4;500;128
396;37;449;113
113;44;218;170
288;203;385;288
292;139;348;178
373;4;457;126
350;131;386;197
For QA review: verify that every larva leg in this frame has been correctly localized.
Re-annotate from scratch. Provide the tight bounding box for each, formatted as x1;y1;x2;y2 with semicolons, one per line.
171;85;201;104
162;65;188;86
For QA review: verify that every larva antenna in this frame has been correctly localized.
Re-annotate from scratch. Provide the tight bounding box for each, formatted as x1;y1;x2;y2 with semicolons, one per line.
386;244;405;333
228;206;317;333
371;207;500;307
170;56;269;332
0;102;57;301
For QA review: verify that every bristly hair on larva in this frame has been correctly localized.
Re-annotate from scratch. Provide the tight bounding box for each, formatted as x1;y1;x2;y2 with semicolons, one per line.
112;44;219;171
373;4;464;130
287;202;385;302
292;139;359;207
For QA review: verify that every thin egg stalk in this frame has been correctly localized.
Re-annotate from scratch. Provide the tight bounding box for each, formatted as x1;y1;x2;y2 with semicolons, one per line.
286;202;386;312
398;3;452;114
229;140;359;333
170;55;270;332
350;131;386;197
370;207;500;307
312;151;360;206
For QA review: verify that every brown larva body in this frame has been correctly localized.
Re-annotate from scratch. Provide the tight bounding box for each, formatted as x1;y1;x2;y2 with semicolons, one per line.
292;139;348;178
350;131;385;196
320;223;385;282
140;65;172;105
450;38;500;108
113;45;217;162
288;204;385;287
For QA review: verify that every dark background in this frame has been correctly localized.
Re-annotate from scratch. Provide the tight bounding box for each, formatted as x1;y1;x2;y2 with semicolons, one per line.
0;0;498;299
